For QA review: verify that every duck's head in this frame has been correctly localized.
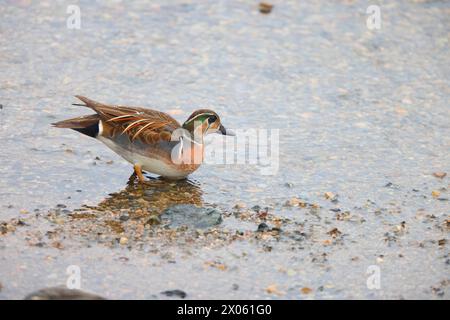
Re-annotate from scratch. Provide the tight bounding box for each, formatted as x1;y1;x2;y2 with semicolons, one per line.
182;109;235;137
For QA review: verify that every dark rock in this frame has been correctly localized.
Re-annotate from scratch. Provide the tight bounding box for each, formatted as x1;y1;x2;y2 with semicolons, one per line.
284;182;294;188
257;222;270;232
161;289;186;299
24;287;106;300
145;215;161;225
160;205;222;229
119;213;130;221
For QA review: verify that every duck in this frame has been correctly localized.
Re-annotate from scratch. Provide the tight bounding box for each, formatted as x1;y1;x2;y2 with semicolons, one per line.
53;96;234;182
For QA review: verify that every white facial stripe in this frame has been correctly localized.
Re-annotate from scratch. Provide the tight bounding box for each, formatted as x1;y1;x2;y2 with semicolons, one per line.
98;120;104;136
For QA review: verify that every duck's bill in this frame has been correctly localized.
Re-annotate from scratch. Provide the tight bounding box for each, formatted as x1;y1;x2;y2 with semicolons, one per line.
219;125;235;136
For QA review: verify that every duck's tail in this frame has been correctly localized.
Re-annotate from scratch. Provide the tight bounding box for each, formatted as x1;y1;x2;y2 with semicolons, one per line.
52;114;100;138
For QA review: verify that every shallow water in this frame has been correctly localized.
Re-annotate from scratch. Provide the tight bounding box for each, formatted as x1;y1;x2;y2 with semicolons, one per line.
0;0;449;299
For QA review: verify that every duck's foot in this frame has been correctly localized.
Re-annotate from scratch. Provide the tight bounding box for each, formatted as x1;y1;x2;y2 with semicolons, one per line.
133;164;146;183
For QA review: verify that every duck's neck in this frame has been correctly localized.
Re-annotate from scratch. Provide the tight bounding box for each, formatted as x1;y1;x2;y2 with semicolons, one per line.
182;122;205;144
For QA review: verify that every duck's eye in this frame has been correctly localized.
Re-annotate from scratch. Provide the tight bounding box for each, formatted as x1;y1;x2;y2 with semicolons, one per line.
208;115;217;123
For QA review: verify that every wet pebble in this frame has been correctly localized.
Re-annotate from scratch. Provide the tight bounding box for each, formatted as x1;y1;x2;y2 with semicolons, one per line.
433;172;447;179
24;287;106;300
259;2;273;14
119;213;130;221
257;222;270;232
161;289;186;299
327;227;342;238
160;205;222;229
145;215;161;225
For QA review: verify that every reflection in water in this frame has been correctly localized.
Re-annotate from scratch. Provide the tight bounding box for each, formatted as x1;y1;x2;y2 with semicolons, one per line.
79;174;204;216
66;175;205;236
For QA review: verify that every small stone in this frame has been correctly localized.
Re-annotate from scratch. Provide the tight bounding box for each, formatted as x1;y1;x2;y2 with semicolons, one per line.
438;239;446;246
24;287;105;300
445;219;450;229
119;237;128;245
431;190;440;198
300;287;313;294
285;197;306;207
251;205;261;212
324;192;335;199
161;205;221;229
233;202;246;209
433;172;446;179
284;182;294;188
51;241;64;250
204;261;227;271
324;192;338;202
119;214;130;222
160;289;186;299
266;284;283;295
145;215;161;225
259;2;273;14
327;227;342;238
257;223;270;232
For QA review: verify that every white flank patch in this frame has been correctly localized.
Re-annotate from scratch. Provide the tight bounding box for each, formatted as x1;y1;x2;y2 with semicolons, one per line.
97;136;188;179
98;120;104;136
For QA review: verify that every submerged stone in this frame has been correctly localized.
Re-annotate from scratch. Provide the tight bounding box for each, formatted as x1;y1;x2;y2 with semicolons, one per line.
24;287;105;300
161;204;222;229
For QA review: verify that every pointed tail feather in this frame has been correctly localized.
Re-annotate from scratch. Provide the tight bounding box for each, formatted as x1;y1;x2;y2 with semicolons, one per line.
52;114;100;138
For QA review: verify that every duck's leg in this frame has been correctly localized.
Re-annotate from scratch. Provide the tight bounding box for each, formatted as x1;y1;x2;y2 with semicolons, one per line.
133;164;145;183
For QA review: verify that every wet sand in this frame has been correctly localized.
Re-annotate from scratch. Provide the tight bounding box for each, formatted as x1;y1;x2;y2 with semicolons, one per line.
0;0;449;299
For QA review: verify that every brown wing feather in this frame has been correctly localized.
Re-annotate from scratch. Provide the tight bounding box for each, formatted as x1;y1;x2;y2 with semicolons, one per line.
74;95;180;142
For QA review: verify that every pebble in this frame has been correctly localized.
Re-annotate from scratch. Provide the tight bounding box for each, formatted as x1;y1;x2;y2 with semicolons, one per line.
233;202;246;209
259;2;273;14
161;289;186;299
161;205;222;229
433;172;447;179
257;222;270;232
300;287;313;294
119;213;130;221
431;190;440;198
24;287;105;300
285;197;306;207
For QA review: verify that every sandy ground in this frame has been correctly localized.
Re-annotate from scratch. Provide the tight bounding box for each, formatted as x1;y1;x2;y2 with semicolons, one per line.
0;0;449;299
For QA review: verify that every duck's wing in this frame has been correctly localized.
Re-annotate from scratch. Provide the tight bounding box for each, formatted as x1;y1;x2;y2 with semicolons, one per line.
75;95;181;144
